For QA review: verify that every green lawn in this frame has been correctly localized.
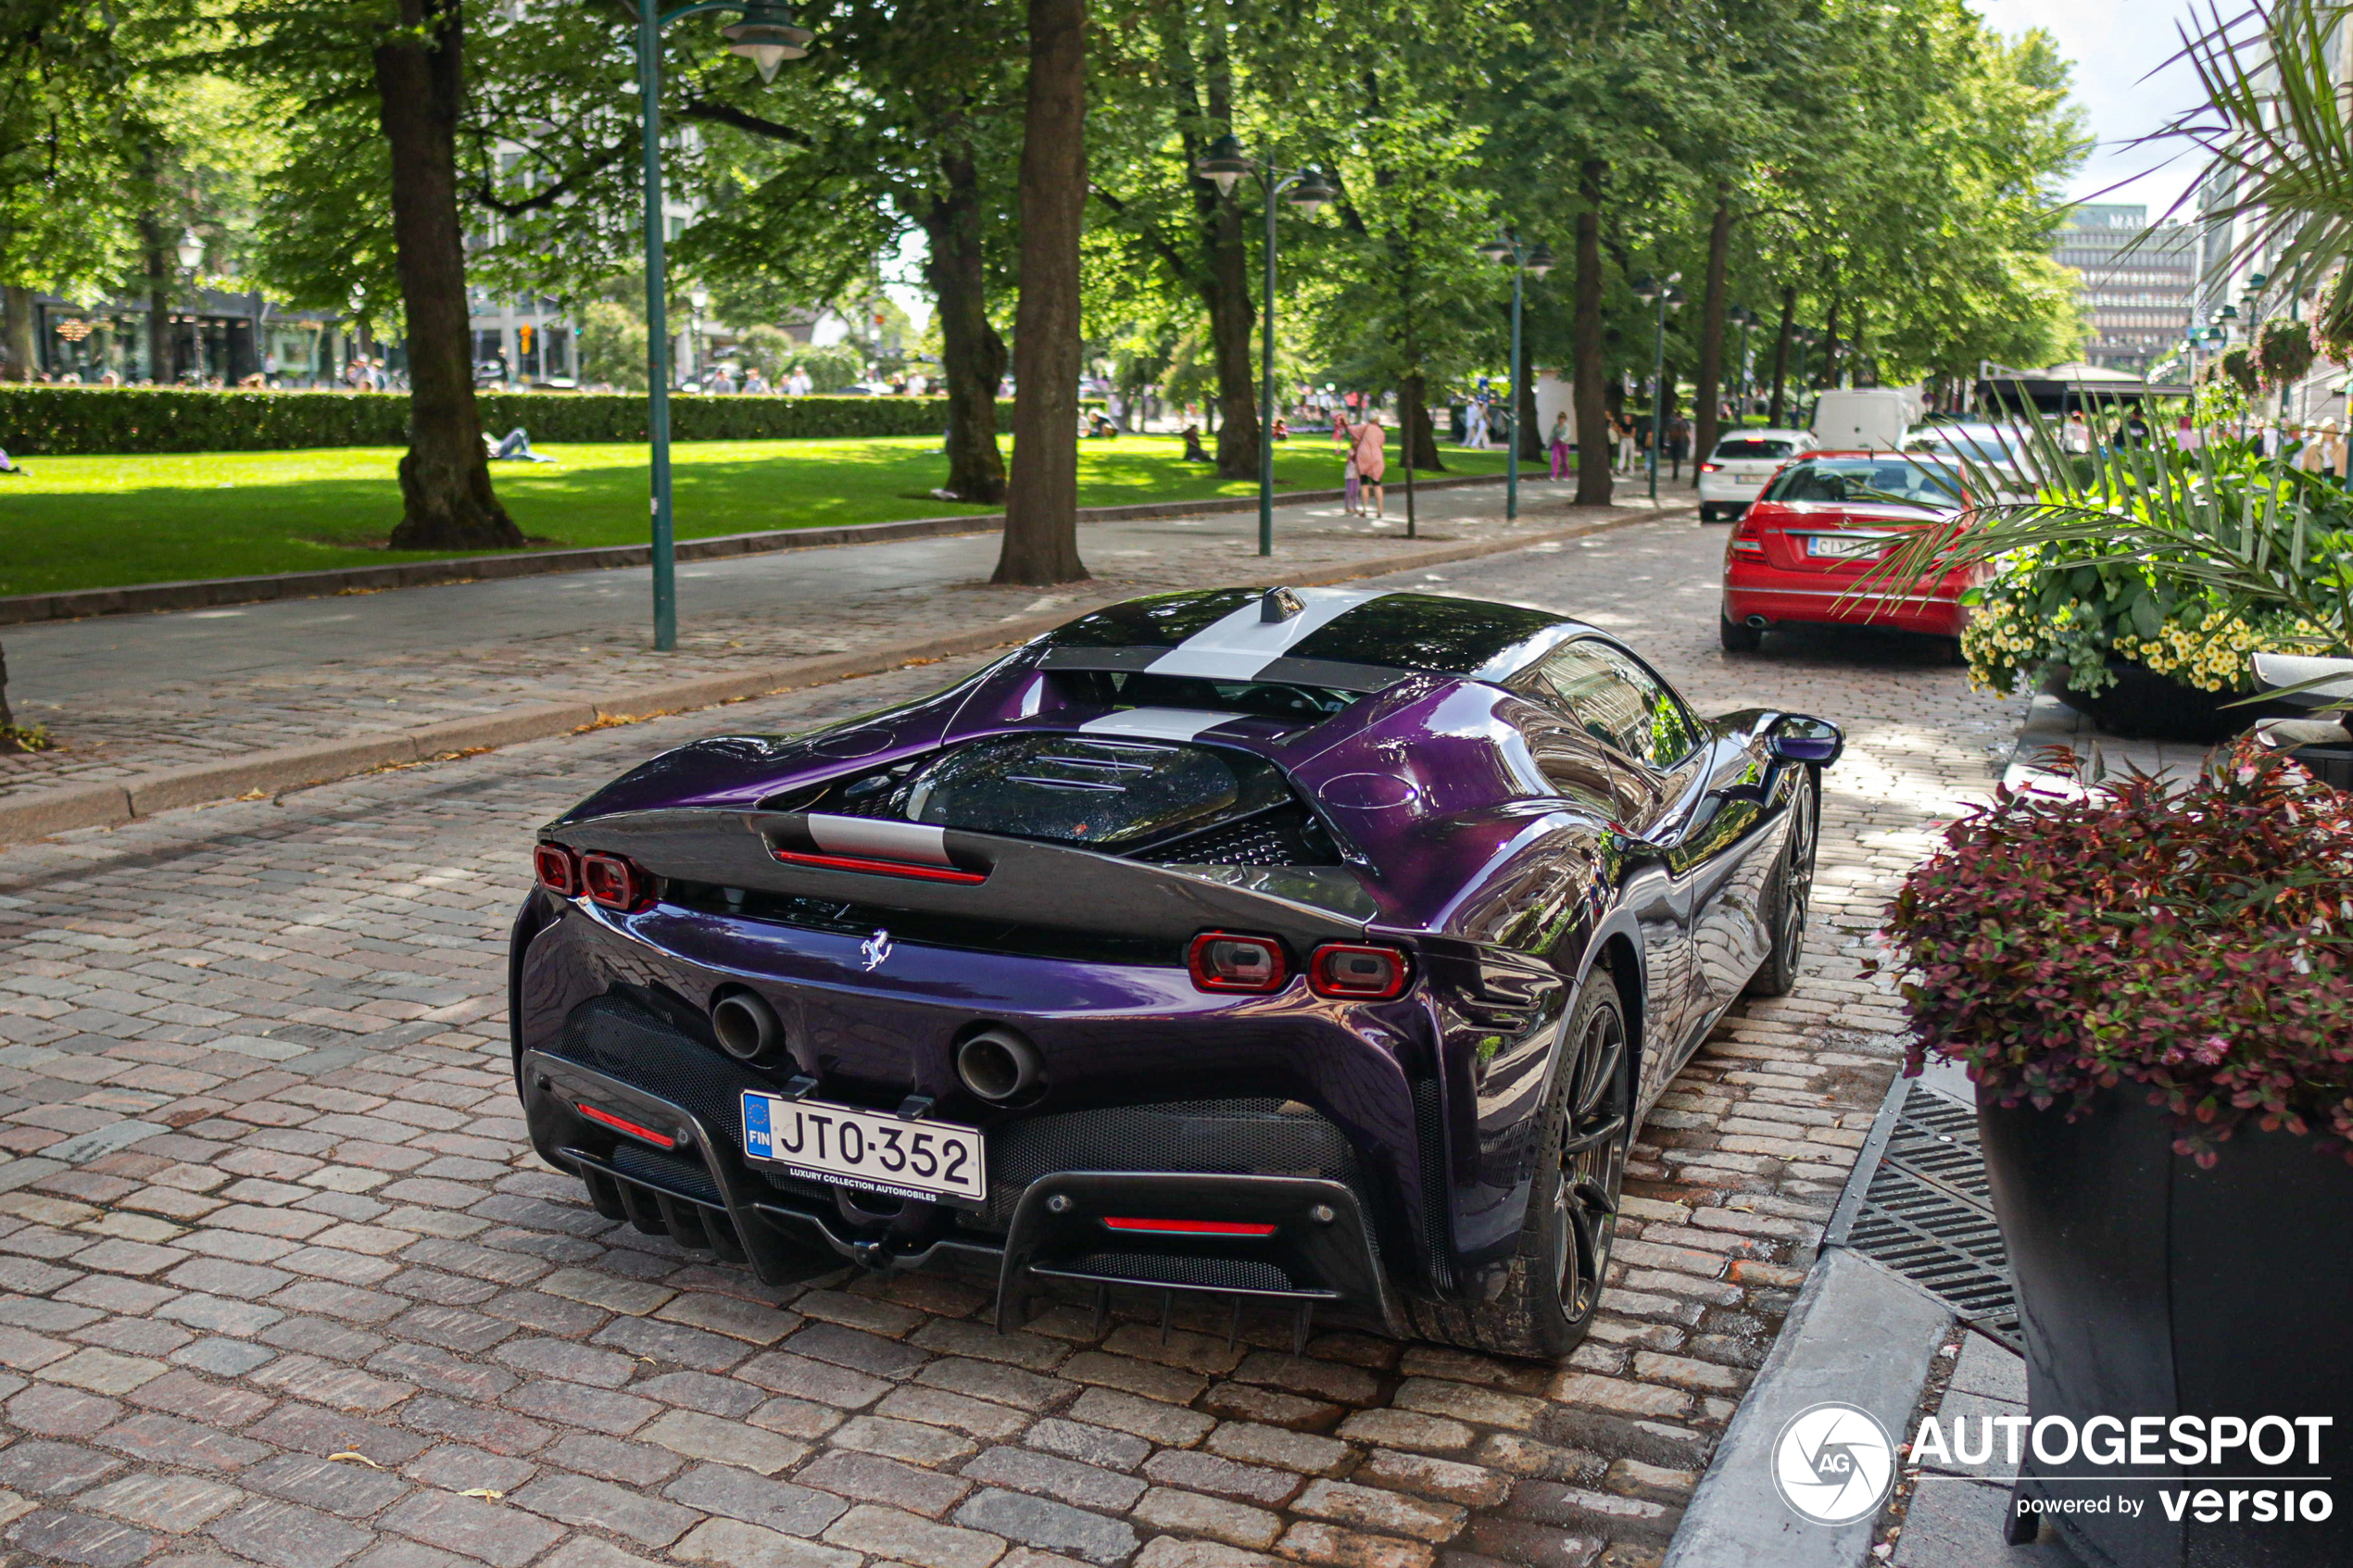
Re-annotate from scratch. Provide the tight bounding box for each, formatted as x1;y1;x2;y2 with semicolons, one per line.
0;434;1515;597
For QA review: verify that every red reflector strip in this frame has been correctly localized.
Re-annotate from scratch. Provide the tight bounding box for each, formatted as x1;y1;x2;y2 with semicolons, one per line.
1101;1217;1278;1237
575;1102;676;1148
771;849;988;884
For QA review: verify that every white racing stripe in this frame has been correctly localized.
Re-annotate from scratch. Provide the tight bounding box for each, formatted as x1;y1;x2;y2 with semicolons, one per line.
1077;709;1231;742
805;816;954;866
1145;588;1384;682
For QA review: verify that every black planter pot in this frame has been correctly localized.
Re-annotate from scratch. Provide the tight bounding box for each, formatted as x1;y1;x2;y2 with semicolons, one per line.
1979;1085;2353;1567
2045;659;2301;745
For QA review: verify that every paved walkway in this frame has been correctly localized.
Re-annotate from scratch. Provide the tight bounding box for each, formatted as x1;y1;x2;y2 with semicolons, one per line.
0;517;2028;1568
0;480;1650;802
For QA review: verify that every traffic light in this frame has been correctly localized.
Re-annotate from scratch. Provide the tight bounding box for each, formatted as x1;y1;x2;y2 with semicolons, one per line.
519;324;534;355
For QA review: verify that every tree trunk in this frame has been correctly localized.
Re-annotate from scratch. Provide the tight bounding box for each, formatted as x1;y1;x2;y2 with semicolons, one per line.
1852;298;1869;387
1571;164;1611;508
994;0;1088;585
0;638;14;734
920;144;1008;504
374;0;520;551
1819;293;1843;390
141;215;174;384
0;287;33;382
1768;283;1794;428
1401;372;1442;470
1194;44;1256;482
1203;226;1256;479
1692;189;1732;480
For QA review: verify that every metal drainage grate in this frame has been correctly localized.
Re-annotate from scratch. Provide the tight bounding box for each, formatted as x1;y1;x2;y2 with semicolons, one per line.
1825;1074;2021;1351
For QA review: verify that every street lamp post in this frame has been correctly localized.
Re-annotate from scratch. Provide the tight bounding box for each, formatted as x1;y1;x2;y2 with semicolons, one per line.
175;230;205;384
1478;232;1554;521
1195;135;1336;558
633;0;808;651
1629;273;1684;502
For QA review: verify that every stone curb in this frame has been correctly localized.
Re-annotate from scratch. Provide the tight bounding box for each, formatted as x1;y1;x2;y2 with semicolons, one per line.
1658;1222;1953;1567
0;502;1679;847
0;472;1518;629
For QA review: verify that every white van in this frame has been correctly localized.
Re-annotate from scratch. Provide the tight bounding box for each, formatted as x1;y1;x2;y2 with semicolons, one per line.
1811;388;1923;452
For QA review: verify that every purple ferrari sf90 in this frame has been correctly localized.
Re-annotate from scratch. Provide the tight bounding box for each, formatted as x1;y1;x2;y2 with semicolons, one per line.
510;586;1840;1359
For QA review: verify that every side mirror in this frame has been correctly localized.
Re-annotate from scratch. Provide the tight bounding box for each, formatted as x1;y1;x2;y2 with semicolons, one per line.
1767;714;1843;767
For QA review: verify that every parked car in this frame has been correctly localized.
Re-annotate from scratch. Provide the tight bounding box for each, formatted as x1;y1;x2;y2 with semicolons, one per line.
1902;422;2032;498
1720;451;1986;655
1695;428;1818;522
510;587;1841;1359
1810;387;1921;452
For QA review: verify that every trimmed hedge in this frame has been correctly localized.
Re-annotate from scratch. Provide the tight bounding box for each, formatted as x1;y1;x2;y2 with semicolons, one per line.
0;384;1013;456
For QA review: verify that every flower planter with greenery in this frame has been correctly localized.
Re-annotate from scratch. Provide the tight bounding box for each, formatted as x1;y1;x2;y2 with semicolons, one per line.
1882;743;2353;1567
1960;543;2317;741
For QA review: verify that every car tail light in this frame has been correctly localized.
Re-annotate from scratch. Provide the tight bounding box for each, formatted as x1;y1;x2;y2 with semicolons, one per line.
1308;943;1411;999
1102;1217;1278;1237
580;852;655;912
1188;933;1288;993
1730;513;1766;555
1699;461;1720;472
534;844;580;896
575;1101;676;1148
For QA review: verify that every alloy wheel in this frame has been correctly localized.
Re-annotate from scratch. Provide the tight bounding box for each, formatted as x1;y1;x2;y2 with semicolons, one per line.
1552;1001;1630;1323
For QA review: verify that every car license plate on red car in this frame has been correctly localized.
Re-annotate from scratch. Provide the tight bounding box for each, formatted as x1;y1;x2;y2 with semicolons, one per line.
1805;534;1885;559
741;1091;988;1204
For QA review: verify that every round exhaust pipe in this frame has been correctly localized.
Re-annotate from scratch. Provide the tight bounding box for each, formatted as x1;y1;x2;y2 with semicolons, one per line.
956;1027;1042;1102
711;990;785;1063
1744;615;1768;630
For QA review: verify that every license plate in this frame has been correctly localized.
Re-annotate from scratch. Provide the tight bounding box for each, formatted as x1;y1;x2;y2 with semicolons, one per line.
1806;534;1884;559
741;1091;987;1205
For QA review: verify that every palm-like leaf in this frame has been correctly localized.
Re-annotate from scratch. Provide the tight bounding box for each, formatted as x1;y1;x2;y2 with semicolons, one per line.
1856;2;2353;671
2155;1;2353;328
1866;406;2353;664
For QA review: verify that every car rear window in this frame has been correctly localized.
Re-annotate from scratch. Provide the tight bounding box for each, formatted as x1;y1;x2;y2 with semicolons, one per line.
1712;439;1796;459
1761;458;1961;508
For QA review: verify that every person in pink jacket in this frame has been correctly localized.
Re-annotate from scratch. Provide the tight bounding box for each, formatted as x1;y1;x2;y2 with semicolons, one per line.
1350;415;1388;520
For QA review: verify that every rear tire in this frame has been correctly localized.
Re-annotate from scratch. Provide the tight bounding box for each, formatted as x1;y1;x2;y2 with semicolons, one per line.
1720;614;1764;653
1407;966;1631;1361
1746;771;1818;998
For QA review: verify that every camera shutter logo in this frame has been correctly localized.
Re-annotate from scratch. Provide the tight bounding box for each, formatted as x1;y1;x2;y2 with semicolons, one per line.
1771;1402;1897;1524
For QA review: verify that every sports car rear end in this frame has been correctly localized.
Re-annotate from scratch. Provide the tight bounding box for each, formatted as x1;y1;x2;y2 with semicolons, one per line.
507;588;1604;1337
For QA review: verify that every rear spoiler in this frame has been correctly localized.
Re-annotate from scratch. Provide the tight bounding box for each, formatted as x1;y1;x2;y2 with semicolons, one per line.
550;809;1375;951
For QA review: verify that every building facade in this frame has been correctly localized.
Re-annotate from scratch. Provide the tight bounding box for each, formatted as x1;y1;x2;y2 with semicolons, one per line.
2054;204;2200;374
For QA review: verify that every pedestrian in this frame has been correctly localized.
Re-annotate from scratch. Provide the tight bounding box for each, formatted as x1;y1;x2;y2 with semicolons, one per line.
1667;413;1692;481
484;427;555;463
2063;410;2091;455
1466;397;1490;450
1548;410;1573;481
1613;414;1631;475
1180;424;1215;463
2326;419;2347;481
0;447;26;475
1351;412;1388;520
1333;410;1359;514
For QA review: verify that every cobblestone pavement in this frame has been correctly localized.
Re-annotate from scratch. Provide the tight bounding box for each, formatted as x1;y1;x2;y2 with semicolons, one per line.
0;482;1638;802
0;516;2028;1568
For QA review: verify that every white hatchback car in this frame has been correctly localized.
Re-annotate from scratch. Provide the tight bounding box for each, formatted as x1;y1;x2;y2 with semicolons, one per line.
1696;428;1818;521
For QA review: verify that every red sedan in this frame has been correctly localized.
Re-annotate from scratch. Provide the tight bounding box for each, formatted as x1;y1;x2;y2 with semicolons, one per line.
1718;451;1986;656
